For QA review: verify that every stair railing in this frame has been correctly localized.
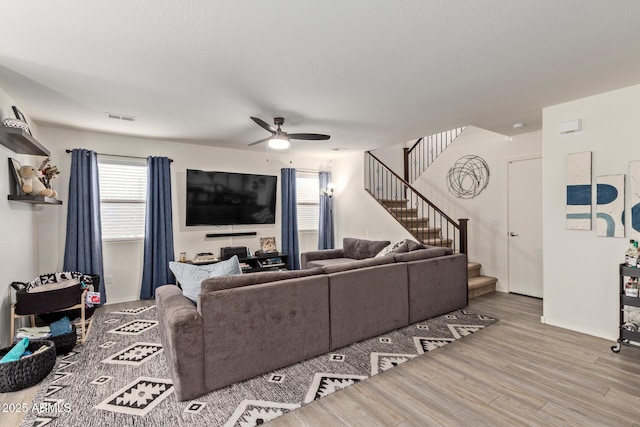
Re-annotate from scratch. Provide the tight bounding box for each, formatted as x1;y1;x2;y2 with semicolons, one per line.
403;127;465;183
365;151;468;254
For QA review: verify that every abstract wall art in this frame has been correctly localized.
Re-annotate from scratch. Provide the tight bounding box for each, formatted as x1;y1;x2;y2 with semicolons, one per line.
596;174;625;238
566;151;592;230
630;161;640;240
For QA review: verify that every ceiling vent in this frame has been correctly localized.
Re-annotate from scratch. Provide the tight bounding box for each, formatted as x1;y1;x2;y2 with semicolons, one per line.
331;147;349;152
106;112;136;122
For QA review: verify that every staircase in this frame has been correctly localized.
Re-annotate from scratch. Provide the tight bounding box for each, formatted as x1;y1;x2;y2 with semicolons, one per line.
468;262;497;299
378;199;453;247
404;127;465;183
365;151;496;299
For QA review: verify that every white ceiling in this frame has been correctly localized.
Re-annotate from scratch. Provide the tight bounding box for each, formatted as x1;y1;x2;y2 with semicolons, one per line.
2;1;640;156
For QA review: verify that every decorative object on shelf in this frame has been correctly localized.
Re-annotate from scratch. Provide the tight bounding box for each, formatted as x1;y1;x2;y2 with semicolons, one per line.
18;164;57;198
2;117;29;133
37;157;60;190
566;151;592;230
260;236;277;253
596;174;625;238
446;155;490;199
8;158;24;195
11;106;31;135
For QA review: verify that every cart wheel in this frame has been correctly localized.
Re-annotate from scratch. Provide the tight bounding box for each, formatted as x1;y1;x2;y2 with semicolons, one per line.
611;343;621;353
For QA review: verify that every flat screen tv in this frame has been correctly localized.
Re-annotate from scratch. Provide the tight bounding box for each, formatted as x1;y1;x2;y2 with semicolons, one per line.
186;169;277;226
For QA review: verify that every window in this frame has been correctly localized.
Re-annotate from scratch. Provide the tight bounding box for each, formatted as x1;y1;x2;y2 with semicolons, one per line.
98;156;147;240
296;170;319;231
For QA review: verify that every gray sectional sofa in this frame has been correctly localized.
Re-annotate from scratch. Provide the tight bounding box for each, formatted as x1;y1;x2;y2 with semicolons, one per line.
156;238;467;401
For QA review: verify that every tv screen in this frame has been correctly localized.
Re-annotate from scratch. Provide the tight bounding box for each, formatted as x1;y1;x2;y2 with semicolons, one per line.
186;169;277;226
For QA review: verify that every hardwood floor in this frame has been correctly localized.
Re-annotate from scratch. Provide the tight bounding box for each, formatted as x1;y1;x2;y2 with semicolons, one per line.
2;293;640;426
272;293;640;426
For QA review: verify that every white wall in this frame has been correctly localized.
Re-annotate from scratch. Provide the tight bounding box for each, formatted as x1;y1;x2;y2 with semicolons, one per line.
0;88;42;346
331;127;542;288
543;83;640;340
37;125;328;304
331;151;419;246
408;126;541;291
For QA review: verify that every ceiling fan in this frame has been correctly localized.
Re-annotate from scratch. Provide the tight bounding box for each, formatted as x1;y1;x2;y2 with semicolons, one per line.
248;117;330;149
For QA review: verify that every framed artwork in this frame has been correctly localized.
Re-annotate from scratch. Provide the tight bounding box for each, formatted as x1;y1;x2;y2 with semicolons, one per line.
8;158;24;195
11;106;32;135
630;161;640;240
260;237;277;253
566;151;592;230
596;174;625;238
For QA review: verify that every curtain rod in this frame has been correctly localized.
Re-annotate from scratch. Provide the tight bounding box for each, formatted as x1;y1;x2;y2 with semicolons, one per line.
65;149;173;162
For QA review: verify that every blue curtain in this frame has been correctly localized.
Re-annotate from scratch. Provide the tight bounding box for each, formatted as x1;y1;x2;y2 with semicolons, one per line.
140;157;176;299
63;149;106;305
318;171;335;249
281;168;300;270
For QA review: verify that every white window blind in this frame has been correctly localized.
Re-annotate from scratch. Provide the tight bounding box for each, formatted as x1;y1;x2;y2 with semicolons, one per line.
98;156;147;240
296;171;319;231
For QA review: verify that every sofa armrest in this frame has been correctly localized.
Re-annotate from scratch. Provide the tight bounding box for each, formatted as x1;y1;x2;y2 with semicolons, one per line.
156;285;205;401
300;248;345;269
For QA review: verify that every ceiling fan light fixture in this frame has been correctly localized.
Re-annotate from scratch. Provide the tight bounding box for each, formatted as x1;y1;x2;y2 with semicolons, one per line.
269;136;290;149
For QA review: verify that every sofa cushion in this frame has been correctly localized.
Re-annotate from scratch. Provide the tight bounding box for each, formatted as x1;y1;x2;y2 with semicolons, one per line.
321;256;394;274
170;256;242;302
254;268;322;284
343;237;391;260
201;274;258;293
201;267;323;292
328;263;409;350
393;247;449;262
375;239;426;257
306;257;355;268
200;275;330;392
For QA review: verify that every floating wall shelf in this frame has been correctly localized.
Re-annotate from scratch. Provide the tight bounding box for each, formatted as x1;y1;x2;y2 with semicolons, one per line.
7;195;62;205
0;127;50;156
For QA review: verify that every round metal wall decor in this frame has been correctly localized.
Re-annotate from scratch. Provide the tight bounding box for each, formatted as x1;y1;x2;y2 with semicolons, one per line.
446;155;490;199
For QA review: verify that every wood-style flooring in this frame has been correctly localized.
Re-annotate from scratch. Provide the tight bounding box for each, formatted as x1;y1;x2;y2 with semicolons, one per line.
2;293;640;426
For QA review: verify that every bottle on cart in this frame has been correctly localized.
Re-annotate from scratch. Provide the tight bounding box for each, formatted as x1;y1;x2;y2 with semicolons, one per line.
625;239;637;267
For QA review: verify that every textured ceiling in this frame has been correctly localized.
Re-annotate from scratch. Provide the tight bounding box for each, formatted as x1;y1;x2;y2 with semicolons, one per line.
2;1;640;156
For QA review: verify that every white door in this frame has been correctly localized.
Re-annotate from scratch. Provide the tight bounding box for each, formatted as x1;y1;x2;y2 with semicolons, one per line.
508;157;543;298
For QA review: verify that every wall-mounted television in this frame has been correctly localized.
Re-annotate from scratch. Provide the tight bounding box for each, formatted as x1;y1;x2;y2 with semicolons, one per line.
186;169;277;226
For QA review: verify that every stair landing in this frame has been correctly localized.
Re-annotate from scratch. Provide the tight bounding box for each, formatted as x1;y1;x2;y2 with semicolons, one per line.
468;262;496;299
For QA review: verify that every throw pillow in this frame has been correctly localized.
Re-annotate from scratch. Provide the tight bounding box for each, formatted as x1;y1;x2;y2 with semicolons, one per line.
169;256;243;303
202;255;243;277
28;277;80;293
375;241;404;257
375;239;426;257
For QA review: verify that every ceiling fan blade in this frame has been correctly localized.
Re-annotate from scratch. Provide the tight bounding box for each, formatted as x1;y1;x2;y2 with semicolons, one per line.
251;117;276;133
248;136;273;146
288;133;331;140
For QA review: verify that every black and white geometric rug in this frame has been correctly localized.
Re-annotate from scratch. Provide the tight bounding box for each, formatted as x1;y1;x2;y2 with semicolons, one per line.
20;306;496;427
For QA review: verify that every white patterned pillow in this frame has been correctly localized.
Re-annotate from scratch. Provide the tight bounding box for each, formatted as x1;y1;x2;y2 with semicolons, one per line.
375;241;403;257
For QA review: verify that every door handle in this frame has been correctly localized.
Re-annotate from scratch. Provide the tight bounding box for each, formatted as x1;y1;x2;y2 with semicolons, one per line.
509;232;519;237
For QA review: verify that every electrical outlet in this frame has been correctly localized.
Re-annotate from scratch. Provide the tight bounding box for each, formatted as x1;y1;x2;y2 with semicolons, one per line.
105;275;113;285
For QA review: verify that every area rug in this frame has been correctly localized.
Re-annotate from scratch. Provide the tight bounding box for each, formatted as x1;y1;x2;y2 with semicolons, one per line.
20;306;496;427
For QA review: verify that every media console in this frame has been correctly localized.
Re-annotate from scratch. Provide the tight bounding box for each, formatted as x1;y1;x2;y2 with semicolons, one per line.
183;252;289;273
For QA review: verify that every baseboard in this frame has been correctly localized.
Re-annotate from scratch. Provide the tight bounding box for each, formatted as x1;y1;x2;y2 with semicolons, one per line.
104;296;141;305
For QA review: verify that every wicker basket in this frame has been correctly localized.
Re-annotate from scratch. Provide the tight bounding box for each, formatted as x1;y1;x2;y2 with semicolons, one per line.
0;340;56;392
49;325;77;355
